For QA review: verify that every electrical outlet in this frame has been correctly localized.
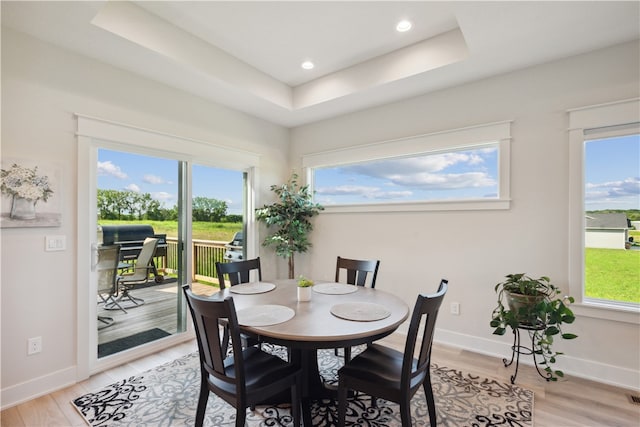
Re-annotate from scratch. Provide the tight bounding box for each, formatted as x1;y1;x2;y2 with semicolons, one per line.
28;336;42;355
450;302;460;316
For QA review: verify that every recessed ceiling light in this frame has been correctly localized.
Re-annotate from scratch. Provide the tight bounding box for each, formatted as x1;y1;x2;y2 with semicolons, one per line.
301;61;314;70
396;20;412;32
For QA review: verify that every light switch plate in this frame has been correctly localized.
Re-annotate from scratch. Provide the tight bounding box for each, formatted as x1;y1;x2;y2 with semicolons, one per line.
45;235;66;251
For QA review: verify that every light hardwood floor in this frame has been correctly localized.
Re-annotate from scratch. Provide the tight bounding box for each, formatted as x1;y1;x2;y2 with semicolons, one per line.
2;333;638;426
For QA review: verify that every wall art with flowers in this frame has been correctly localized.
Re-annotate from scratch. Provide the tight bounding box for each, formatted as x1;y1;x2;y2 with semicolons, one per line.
1;160;61;228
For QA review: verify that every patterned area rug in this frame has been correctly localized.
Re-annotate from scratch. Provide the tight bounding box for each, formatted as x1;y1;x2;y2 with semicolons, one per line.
72;347;533;426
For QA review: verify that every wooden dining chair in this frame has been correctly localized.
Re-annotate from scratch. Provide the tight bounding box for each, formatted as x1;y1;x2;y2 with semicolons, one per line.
335;256;380;288
215;258;263;350
334;256;381;361
182;284;305;427
216;257;262;289
337;279;448;427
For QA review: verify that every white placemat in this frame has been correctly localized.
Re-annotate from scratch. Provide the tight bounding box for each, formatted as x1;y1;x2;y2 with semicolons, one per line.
330;302;391;322
229;281;276;294
236;305;295;326
312;282;358;295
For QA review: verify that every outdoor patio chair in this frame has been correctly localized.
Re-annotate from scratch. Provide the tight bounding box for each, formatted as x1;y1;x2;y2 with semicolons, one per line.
97;244;125;327
112;237;159;308
334;256;381;361
182;284;305;427
337;279;448;427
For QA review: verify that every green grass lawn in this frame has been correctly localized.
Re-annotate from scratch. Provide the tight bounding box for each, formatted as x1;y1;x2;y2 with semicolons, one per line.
99;220;242;241
585;248;640;303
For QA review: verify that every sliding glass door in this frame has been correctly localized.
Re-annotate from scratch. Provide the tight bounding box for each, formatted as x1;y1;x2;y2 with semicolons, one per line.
96;148;186;358
94;150;247;359
77;114;259;377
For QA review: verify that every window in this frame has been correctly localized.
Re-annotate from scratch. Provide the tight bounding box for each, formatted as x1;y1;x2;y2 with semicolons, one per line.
314;145;498;205
568;98;640;319
303;121;511;212
583;133;639;305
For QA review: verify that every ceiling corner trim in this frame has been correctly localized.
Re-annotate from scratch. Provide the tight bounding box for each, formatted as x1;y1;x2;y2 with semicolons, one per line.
292;28;469;110
91;0;292;110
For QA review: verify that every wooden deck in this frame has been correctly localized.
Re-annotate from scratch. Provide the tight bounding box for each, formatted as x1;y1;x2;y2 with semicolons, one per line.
98;281;217;347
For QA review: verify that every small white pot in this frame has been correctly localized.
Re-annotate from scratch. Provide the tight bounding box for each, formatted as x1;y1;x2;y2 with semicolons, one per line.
297;286;312;302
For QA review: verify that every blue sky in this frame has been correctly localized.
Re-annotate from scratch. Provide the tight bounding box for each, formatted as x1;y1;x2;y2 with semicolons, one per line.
585;134;640;211
314;146;499;205
98;135;639;215
97;149;244;214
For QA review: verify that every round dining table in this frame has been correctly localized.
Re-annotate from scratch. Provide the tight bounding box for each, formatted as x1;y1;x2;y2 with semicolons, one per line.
214;279;410;402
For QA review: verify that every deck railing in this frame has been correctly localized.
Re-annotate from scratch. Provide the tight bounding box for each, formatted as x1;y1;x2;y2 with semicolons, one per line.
160;237;229;284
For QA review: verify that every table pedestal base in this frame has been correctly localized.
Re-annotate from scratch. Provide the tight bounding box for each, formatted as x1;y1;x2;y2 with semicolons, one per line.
292;348;336;400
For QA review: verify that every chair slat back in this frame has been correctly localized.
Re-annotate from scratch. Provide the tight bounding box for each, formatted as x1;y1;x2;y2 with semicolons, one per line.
182;285;246;392
335;256;380;288
216;257;262;289
97;245;120;293
402;279;448;387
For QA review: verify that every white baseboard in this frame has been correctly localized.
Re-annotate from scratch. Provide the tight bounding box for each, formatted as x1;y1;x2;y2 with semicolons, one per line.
435;328;640;391
1;366;77;411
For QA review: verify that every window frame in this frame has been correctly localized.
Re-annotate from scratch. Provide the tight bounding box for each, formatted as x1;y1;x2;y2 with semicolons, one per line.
302;121;512;213
567;98;640;323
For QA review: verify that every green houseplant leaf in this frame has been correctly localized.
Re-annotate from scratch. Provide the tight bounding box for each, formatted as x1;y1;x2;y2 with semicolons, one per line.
256;173;324;279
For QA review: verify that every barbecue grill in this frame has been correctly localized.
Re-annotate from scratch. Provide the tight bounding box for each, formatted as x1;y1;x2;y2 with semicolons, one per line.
224;231;244;261
101;224;167;283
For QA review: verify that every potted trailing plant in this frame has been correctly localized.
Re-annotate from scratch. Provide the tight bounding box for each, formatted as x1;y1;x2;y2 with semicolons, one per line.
256;173;324;279
490;273;578;380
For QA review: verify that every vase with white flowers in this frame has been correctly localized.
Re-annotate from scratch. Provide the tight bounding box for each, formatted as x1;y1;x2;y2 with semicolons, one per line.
1;163;53;220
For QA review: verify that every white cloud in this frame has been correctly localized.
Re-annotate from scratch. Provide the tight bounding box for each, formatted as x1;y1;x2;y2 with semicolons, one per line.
143;174;166;185
316;185;412;200
316;185;379;196
585;177;640;210
97;161;127;179
586;177;640;200
390;171;496;189
343;150;492;178
151;191;174;204
125;183;141;193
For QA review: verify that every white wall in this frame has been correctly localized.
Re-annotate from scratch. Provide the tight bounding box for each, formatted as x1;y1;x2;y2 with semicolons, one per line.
2;25;639;409
290;40;640;389
0;29;289;407
585;229;627;249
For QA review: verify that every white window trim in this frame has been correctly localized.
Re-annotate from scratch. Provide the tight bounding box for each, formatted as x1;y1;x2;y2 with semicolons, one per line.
302;121;512;213
567;98;640;323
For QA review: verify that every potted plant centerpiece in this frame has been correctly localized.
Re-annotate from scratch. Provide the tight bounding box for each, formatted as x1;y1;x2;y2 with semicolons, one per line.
256;173;324;279
297;275;314;302
490;273;578;380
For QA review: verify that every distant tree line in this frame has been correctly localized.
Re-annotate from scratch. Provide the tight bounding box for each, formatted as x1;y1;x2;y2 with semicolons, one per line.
98;189;241;222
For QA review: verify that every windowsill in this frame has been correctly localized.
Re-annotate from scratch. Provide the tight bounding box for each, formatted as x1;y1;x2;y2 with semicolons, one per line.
319;198;511;213
571;300;640;324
